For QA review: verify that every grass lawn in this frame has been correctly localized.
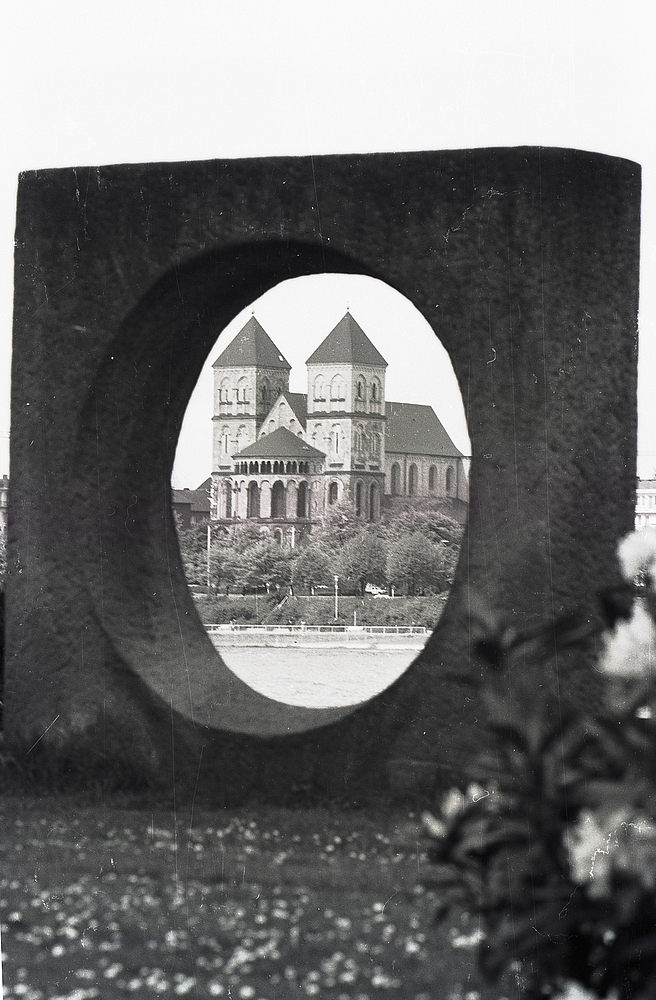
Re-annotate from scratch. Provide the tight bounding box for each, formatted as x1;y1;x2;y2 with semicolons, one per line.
0;795;508;1000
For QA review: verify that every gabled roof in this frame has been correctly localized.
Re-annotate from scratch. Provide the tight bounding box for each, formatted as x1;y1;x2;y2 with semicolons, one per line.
385;402;463;458
212;316;291;370
171;480;211;513
306;311;388;368
283;391;308;427
234;426;325;460
260;391;308;432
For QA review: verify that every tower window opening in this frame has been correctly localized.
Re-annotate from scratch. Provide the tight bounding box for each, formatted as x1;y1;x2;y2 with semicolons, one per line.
369;483;378;522
391;462;401;495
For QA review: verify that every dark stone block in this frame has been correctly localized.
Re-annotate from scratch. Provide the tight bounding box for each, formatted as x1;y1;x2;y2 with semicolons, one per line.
5;148;640;802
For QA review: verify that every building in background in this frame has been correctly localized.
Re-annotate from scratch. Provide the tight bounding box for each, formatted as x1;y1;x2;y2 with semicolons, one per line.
635;478;656;530
0;474;8;549
209;313;468;543
172;479;211;531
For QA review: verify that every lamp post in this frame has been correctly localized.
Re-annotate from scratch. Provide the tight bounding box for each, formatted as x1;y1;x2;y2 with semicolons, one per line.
334;575;339;620
206;523;211;593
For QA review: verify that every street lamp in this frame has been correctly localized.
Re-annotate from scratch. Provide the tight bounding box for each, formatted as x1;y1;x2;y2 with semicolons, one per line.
206;523;212;593
334;575;339;620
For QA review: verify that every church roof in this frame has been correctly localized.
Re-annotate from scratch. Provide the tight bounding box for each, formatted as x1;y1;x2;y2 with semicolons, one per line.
281;391;308;427
234;426;325;460
171;478;211;513
212;316;291;370
305;312;388;368
385;402;463;458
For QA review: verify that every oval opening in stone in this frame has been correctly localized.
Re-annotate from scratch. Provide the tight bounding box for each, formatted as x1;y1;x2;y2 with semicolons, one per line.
172;274;470;708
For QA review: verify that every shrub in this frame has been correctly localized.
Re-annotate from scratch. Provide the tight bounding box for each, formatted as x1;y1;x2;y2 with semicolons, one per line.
423;531;656;1000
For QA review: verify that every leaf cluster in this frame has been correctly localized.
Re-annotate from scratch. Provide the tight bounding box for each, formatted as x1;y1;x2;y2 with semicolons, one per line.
177;500;464;598
424;589;656;1000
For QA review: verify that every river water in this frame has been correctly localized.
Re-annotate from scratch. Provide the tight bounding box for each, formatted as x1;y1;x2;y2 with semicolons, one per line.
211;641;423;708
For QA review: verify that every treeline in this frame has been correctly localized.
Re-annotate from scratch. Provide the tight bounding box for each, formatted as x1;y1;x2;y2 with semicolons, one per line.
177;499;464;599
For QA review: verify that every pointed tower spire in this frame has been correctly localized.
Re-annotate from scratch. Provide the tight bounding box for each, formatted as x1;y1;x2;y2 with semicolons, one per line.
305;312;388;367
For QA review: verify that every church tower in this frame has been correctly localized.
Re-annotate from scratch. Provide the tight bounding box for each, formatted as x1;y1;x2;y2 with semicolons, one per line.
305;311;387;520
211;316;291;474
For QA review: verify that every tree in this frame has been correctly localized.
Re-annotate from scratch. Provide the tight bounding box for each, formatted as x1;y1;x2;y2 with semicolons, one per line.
293;541;335;593
240;538;294;593
315;498;363;546
386;531;456;596
337;530;387;596
176;523;209;586
292;541;334;594
380;504;463;548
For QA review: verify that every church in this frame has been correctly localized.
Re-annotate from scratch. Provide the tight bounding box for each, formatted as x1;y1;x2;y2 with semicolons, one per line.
209;312;468;543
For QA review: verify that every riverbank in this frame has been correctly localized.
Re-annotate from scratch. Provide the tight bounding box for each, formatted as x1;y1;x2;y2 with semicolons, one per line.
194;592;448;630
207;624;428;649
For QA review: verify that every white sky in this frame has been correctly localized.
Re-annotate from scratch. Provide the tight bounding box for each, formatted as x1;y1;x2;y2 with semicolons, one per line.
2;2;655;481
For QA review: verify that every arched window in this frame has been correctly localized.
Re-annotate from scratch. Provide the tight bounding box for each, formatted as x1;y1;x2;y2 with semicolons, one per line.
355;481;363;517
332;424;341;455
225;481;232;518
370;377;382;411
260;381;269;406
369;483;378;522
219;378;231;411
237;376;250;405
247;481;260;518
328;481;339;505
330;374;345;410
446;466;455;495
271;481;286;518
273;528;283;546
391;462;401;496
356;377;365;402
313;375;326;403
428;465;436;492
297;481;309;518
408;463;418;496
222;426;230;454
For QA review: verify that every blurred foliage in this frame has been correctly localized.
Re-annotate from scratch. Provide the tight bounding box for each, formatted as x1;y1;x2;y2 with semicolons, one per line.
423;560;656;1000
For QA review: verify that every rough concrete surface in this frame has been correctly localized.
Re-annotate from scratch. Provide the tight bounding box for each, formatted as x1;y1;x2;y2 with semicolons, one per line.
5;148;641;802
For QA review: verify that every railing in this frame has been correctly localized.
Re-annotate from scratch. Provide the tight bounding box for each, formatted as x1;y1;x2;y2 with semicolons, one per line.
205;623;429;635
